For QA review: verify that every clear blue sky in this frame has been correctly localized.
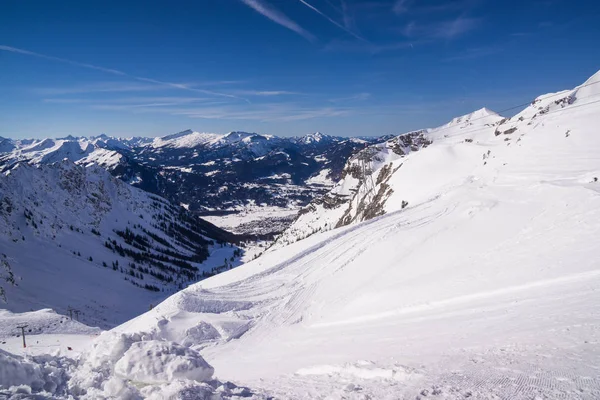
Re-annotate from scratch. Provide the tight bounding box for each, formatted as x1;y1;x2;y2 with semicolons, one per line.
1;0;599;138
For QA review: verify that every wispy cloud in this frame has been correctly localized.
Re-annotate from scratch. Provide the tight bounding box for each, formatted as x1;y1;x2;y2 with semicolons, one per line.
91;101;230;111
393;0;413;15
33;82;163;95
339;0;354;31
239;0;316;42
90;101;350;122
230;90;300;96
443;46;502;61
323;38;419;54
0;45;127;76
403;17;481;40
0;45;243;100
329;92;371;102
394;0;481;15
44;96;214;106
296;0;367;41
176;104;350;122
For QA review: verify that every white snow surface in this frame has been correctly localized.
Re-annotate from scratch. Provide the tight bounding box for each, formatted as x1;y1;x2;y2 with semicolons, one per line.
151;130;224;149
113;71;600;398
2;71;600;399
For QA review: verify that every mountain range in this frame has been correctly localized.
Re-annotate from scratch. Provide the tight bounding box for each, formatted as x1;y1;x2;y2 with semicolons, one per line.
0;131;382;227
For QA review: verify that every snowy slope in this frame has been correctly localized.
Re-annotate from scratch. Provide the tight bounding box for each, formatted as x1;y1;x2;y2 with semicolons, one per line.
0;161;246;329
271;107;507;249
58;70;600;398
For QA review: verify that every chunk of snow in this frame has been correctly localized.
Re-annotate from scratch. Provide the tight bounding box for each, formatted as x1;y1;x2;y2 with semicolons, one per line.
114;340;214;384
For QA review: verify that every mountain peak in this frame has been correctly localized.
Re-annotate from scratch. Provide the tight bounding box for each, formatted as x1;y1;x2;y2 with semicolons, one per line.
298;132;333;144
223;131;256;142
160;129;195;141
465;107;498;120
444;107;502;128
56;135;80;141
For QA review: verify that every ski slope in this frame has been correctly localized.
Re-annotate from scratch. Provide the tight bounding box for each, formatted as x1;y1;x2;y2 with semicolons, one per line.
101;70;600;398
1;71;600;399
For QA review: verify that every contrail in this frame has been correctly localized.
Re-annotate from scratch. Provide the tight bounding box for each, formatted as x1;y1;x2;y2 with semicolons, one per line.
0;45;244;101
240;0;316;42
296;0;368;42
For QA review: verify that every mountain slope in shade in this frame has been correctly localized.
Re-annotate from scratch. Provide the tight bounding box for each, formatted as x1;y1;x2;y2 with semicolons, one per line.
0;161;246;328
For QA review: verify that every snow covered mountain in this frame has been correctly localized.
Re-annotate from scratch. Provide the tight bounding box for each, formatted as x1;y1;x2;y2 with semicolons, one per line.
0;131;384;237
0;160;248;328
271;106;525;249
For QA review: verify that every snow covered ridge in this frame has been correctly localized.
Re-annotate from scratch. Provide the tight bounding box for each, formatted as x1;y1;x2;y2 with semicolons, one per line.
272;71;600;249
0;130;384;227
0;160;248;328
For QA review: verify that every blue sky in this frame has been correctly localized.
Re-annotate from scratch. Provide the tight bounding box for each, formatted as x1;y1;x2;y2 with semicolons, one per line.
1;0;599;138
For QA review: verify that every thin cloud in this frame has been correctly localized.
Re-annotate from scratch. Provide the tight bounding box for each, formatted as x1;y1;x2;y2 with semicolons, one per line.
435;17;481;39
411;0;481;15
393;0;413;15
0;45;244;100
323;38;420;53
403;17;481;40
296;0;367;42
231;90;300;96
239;0;316;42
0;45;127;76
91;101;230;111
179;105;349;122
83;98;351;122
44;96;213;105
339;0;354;31
443;46;502;61
329;93;371;103
33;82;163;95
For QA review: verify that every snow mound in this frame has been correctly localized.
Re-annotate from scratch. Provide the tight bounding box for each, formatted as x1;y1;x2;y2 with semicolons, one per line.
0;349;73;397
114;340;214;384
64;331;259;399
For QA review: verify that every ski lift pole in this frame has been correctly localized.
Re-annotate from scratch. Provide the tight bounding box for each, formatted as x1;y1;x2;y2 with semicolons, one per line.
16;324;28;348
